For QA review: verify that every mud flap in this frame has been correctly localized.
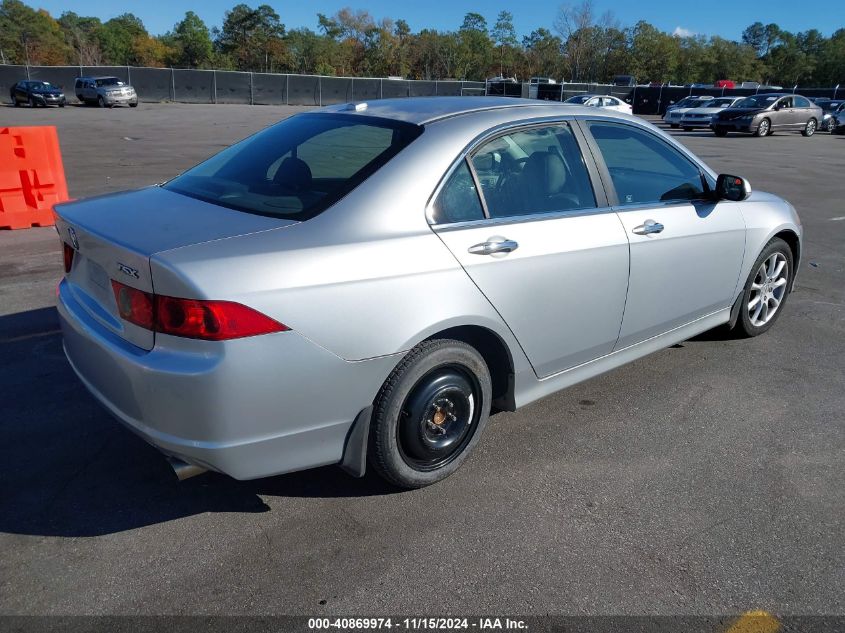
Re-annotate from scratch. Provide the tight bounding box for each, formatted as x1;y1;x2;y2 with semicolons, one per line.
339;406;373;478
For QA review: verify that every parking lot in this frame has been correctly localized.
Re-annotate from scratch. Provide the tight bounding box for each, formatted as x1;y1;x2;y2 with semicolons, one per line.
0;102;843;618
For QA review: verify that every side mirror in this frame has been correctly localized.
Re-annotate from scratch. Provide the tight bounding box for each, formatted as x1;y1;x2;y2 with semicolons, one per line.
716;174;751;202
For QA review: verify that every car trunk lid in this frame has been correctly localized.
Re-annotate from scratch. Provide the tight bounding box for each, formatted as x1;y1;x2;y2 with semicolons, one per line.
55;186;295;350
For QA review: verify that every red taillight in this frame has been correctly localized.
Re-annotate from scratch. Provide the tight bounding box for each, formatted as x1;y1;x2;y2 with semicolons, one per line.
111;280;154;329
111;280;288;341
63;242;74;273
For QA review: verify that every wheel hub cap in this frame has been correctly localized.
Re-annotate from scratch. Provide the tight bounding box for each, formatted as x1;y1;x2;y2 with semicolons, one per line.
748;252;788;327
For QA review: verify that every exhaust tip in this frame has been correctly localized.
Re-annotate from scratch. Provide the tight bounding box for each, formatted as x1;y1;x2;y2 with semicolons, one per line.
166;456;207;481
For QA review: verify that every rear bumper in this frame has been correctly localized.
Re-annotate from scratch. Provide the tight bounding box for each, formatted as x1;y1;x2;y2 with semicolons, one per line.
57;279;398;479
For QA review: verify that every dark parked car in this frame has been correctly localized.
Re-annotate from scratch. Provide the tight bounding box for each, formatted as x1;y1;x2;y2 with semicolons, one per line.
812;98;845;132
613;75;636;86
712;94;823;137
9;80;66;107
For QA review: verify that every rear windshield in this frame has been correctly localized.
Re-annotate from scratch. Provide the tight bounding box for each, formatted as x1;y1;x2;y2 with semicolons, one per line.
164;113;423;220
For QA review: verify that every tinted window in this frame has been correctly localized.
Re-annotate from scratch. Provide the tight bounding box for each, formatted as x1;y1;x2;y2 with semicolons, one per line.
587;122;705;205
431;161;485;224
164;113;423;220
470;123;596;218
736;95;778;108
793;96;811;108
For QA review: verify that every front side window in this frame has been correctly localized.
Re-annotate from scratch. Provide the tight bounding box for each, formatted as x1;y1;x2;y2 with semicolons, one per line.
469;123;596;219
777;97;793;109
164;113;423;220
587;121;706;205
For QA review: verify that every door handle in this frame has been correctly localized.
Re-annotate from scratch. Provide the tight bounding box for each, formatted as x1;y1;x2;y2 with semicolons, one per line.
632;219;664;235
468;239;519;255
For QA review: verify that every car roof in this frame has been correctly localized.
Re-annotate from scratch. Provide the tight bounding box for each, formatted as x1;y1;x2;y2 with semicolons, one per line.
76;76;121;80
319;97;611;125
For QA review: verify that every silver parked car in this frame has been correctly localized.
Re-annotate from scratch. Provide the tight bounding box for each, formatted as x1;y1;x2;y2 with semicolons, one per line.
679;97;742;129
75;76;138;108
663;97;714;128
55;97;802;488
712;93;822;137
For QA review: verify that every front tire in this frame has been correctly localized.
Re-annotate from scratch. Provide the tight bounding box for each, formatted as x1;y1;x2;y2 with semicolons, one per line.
369;339;492;489
714;127;728;137
734;238;794;338
98;96;106;108
826;118;836;133
670;123;679;129
802;118;816;137
756;118;770;137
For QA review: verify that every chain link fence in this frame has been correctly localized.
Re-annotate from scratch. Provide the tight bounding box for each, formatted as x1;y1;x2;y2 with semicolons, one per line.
0;65;486;107
2;65;842;115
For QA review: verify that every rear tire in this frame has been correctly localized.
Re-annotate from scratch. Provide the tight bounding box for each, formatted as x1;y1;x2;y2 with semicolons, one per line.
369;339;492;489
714;128;728;137
733;238;794;338
756;118;770;137
130;102;138;108
28;96;36;108
801;118;816;137
682;126;692;131
670;123;679;129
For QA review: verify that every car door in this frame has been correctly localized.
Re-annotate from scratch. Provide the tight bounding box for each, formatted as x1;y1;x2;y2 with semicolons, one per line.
431;121;630;378
582;119;746;349
792;95;814;128
773;96;795;129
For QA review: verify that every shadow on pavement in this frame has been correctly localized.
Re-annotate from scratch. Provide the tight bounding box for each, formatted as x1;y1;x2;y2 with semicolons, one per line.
0;307;395;539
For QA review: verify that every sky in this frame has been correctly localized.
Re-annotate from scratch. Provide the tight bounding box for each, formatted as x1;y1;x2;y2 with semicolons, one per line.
34;0;830;40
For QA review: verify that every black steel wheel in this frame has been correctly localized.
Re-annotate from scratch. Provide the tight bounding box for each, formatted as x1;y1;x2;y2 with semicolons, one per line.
369;339;492;488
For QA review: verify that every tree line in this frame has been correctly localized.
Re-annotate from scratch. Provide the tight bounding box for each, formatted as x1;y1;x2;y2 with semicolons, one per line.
1;0;843;86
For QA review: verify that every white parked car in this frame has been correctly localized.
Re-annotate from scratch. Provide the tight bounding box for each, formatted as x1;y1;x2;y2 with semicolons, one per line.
679;97;743;129
663;98;714;128
563;94;632;115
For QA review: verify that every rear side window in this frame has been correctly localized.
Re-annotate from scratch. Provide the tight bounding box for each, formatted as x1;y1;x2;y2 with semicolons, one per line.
793;96;811;108
164;113;423;220
469;123;596;218
587;121;705;205
431;161;485;224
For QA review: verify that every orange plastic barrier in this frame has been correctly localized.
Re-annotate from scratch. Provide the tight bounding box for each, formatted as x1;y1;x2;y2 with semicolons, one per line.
0;126;69;229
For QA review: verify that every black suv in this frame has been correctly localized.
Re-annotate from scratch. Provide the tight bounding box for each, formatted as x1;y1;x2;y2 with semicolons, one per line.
10;80;67;107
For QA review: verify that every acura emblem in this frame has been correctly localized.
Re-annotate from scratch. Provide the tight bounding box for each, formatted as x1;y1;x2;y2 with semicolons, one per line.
67;227;79;251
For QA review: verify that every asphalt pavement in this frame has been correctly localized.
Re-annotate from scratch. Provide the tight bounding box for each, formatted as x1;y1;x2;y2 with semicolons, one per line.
0;102;842;618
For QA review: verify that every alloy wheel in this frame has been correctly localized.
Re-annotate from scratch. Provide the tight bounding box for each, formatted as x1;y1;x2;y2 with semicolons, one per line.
748;252;789;327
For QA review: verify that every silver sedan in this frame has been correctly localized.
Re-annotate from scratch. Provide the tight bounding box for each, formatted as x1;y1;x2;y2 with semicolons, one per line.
55;97;802;488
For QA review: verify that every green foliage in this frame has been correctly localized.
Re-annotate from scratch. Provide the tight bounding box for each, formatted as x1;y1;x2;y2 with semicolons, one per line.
168;11;213;68
1;0;844;88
